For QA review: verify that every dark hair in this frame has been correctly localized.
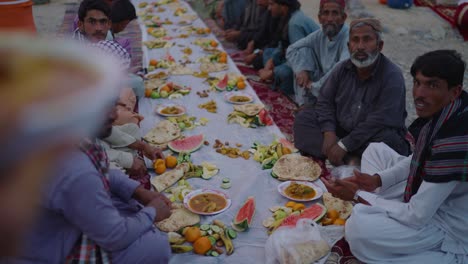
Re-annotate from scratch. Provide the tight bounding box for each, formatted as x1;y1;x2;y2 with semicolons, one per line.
78;0;111;21
410;50;466;88
110;0;137;23
273;0;301;12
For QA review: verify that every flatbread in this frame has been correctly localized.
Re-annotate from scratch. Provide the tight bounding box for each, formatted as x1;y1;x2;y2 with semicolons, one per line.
200;62;228;73
282;240;330;264
156;207;200;232
322;192;353;219
151;163;189;192
170;65;194;75
272;154;322;182
144;79;165;90
143;120;181;145
233;103;264;116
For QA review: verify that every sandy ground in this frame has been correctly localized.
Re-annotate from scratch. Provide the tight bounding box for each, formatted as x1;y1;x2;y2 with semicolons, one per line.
33;0;468;124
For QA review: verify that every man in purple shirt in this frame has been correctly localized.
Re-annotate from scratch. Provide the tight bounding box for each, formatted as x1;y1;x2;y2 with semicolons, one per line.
5;106;172;263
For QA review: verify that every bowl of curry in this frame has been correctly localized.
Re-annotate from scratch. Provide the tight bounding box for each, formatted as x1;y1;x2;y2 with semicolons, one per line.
277;181;323;202
183;189;231;215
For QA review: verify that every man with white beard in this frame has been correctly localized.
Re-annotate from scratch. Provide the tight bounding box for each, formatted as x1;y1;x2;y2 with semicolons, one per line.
293;18;410;165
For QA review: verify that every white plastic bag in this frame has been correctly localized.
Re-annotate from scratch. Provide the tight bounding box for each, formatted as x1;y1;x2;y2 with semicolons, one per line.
265;219;334;264
330;165;359;180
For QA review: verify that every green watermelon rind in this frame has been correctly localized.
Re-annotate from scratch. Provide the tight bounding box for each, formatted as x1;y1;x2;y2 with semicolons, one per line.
233;196;255;231
168;134;204;153
215;75;228;91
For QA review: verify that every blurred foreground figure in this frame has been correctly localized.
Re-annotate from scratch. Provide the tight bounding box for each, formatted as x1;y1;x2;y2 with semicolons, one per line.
0;34;122;256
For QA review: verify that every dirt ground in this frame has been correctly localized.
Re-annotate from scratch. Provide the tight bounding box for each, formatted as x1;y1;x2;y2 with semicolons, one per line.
33;0;468;124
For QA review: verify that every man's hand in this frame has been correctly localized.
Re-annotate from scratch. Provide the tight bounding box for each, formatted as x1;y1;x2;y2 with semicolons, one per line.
244;53;258;65
344;170;382;192
322;131;337;156
296;71;311;88
243;40;255;55
225;30;241;42
322;177;359;201
327;144;347;166
127;157;147;177
142;143;164;161
147;196;172;222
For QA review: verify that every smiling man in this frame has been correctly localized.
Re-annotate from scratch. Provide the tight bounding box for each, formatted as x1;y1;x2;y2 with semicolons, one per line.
293;18;409;165
286;0;350;105
322;49;468;263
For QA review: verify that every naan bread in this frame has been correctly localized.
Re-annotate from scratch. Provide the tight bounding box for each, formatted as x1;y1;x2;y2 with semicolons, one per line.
272;154;322;182
323;192;353;219
200;62;228;73
282;240;330;264
156;207;200;232
143;120;181;145
144;79;165;90
233;103;264;116
151;163;189;192
170;65;193;75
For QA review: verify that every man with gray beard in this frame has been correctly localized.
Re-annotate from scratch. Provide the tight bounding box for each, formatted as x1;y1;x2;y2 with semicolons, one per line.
293;18;410;165
286;0;349;105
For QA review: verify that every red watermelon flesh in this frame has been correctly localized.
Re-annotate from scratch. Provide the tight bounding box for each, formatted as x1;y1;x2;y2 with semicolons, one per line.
168;134;204;153
279;138;298;153
279;203;326;228
258;109;273;126
233;196;255;231
215;74;229;91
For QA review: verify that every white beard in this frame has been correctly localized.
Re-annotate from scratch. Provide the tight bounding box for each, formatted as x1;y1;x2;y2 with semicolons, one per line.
350;51;380;68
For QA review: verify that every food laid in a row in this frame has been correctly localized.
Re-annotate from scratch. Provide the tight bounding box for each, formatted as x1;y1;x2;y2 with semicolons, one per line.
227;104;273;128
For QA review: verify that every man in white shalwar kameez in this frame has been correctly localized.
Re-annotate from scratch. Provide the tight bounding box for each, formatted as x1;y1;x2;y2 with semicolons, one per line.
286;0;349;105
323;50;468;264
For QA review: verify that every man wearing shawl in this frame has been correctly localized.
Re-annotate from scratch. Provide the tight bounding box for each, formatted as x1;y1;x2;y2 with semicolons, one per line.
286;0;350;105
293;18;409;165
323;50;468;263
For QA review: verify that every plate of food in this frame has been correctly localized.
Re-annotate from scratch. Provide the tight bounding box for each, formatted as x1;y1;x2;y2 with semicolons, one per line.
277;181;323;202
184;189;232;215
156;103;186;117
224;92;254;104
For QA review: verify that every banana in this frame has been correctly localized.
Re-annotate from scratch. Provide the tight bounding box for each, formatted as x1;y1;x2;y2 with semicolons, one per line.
171;245;193;253
168;232;186;245
219;230;234;255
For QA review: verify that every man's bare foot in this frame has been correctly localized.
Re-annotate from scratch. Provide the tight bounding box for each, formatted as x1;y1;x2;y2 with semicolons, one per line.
259;69;274;82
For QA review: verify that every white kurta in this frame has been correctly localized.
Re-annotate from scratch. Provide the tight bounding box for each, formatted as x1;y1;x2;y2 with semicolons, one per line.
346;143;468;263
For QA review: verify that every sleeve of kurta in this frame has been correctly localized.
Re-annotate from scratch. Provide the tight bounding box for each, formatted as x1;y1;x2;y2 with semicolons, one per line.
108;169;141;202
377;155;412;192
104;126;138;148
288;14;318;44
285;32;317;73
105;148;134;169
358;181;458;228
316;67;340;132
341;69;406;152
54;169;157;251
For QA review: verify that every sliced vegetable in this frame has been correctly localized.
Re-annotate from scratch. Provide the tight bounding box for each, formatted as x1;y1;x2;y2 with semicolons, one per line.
208;236;217;245
200;224;210;231
210;225;221;233
221;182;232;189
222;177;230;183
227;229;237;239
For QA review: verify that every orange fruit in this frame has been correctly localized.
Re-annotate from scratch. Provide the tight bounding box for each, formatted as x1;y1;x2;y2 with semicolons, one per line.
220;52;227;58
193;236;212;255
160;85;171;93
283;147;292;155
196;28;205;34
144;88;153;98
292;203;305;211
147;28;153;34
237;80;246;90
184;226;201;243
165;155;177;168
210;40;218;47
321;217;334;226
327;209;340;221
149;59;158;66
219;56;227;63
285;201;296;208
204;28;211;34
153;159;166;174
333;218;346;226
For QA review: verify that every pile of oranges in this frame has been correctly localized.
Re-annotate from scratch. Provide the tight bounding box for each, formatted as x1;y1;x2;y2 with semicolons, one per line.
153;155;178;174
218;52;227;64
184;227;212;255
321;209;346;226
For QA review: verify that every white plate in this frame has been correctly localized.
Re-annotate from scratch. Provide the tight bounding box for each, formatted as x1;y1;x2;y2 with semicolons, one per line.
224;92;254;105
156;103;186;117
277;181;323;202
183;189;232;215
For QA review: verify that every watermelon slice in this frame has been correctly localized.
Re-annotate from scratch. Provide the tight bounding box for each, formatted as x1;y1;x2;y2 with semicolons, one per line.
215;74;229;91
168;134;204;153
258;109;273;126
278;138;298;153
279;203;326;228
232;196;255;232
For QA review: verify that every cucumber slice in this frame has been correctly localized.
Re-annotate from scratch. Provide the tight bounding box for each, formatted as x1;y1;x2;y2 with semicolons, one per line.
208;236;216;245
222;177;230;183
200;231;207;236
205;250;213;256
227;229;237;239
221;182;231;189
211;251;219;257
200;224;210;231
210;225;221;233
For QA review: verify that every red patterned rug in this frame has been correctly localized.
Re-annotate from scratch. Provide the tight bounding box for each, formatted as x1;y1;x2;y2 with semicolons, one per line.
414;0;467;40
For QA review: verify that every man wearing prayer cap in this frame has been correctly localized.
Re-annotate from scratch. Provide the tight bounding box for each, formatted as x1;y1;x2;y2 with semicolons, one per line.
293;18;409;165
286;0;350;105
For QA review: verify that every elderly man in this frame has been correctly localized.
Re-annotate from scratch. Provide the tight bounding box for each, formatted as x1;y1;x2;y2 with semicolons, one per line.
7;104;172;263
323;50;468;263
286;0;349;105
293;18;409;165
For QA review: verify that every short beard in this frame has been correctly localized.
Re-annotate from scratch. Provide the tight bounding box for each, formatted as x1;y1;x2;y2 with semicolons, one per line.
323;24;341;38
350;50;380;68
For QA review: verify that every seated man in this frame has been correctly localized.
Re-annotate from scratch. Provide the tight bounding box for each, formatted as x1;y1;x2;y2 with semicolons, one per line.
222;0;247;29
293;18;409;165
109;0;137;55
258;0;319;95
73;0;112;43
8;104;172;263
286;0;350;105
323;49;468;263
